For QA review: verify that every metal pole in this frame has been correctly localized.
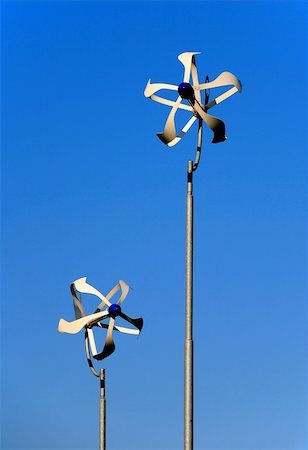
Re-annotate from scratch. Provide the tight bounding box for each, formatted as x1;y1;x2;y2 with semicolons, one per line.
185;160;194;450
99;368;106;450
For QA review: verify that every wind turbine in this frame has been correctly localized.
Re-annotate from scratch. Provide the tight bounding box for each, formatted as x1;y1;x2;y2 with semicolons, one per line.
145;51;242;450
58;277;143;449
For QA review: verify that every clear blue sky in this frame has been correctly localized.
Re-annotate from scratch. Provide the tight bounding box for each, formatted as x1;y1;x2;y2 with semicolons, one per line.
1;1;307;449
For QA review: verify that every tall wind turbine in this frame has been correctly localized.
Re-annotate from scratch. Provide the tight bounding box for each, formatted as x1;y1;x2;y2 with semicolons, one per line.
145;51;242;450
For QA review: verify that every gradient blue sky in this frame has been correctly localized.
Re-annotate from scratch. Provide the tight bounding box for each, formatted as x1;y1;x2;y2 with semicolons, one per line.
1;1;307;449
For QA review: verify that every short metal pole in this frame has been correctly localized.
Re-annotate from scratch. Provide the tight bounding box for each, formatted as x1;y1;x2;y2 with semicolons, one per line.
99;368;106;450
185;160;194;450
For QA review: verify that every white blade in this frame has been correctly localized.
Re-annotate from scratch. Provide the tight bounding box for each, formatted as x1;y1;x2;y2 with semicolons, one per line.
71;283;87;320
166;115;197;147
104;318;115;354
113;324;140;335
87;328;98;355
117;280;129;305
178;52;201;82
95;322;140;335
205;87;239;110
94;318;116;360
190;54;201;103
195;71;242;92
58;310;109;334
95;279;129;311
85;329;100;377
73;277;111;307
144;79;178;97
193;101;226;143
157;96;183;144
105;280;122;302
147;93;192;111
195;71;242;110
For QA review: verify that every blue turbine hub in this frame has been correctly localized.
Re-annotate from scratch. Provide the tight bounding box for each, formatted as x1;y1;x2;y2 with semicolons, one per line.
108;303;122;318
178;82;195;101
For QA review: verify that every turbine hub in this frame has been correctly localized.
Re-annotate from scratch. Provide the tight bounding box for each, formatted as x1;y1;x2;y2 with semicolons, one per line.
178;82;195;101
108;303;122;318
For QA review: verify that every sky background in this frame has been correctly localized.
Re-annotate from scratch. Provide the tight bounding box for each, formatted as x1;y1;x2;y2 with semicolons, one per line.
1;1;307;449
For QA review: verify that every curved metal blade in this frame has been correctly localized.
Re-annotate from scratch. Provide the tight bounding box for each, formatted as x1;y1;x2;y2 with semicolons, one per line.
85;329;100;377
157;96;183;144
190;54;201;103
96;279;129;311
195;71;242;111
166;115;197;147
117;280;129;305
94;281;121;312
58;310;109;334
113;324;140;335
73;277;111;308
196;71;242;92
193;101;226;143
94;318;115;360
86;327;98;356
149;93;192;112
178;52;201;83
95;322;139;335
105;281;120;301
70;283;87;319
144;79;178;97
119;312;143;333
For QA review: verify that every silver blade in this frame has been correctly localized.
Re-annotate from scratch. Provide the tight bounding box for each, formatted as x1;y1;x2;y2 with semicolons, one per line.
196;71;242;92
58;310;109;334
193;101;226;143
73;277;111;307
94;318;115;360
190;54;201;103
119;312;143;332
178;52;201;83
166;115;197;147
117;280;129;305
157;96;183;144
70;283;87;319
84;329;100;377
144;79;178;97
